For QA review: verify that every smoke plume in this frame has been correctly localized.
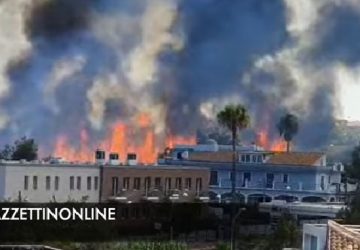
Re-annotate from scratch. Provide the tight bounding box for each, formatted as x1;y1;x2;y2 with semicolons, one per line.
0;0;359;155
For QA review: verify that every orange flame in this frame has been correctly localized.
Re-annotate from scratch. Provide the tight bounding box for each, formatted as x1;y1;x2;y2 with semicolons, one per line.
257;130;287;152
53;113;196;164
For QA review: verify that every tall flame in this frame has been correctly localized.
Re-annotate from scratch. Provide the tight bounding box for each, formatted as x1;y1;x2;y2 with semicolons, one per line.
257;130;287;152
53;112;196;164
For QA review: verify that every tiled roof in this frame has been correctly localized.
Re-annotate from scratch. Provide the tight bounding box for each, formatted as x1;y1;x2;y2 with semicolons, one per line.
266;152;324;166
188;151;234;162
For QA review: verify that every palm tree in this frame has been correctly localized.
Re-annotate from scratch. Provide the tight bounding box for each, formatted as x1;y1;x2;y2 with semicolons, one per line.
217;104;250;198
277;113;299;152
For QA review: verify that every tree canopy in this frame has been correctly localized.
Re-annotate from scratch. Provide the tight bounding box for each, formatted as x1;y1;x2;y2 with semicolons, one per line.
217;104;250;136
0;137;38;161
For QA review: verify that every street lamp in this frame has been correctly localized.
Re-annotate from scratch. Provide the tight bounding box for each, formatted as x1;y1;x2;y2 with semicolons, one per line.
230;207;246;250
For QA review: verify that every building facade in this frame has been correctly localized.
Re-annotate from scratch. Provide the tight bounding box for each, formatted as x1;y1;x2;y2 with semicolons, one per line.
101;165;209;202
0;161;100;202
162;143;344;203
0;159;210;203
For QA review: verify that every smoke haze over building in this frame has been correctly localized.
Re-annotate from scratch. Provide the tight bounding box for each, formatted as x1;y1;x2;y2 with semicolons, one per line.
0;0;359;157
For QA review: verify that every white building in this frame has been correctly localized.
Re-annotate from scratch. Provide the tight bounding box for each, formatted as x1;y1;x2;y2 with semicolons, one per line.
302;223;327;250
0;161;100;202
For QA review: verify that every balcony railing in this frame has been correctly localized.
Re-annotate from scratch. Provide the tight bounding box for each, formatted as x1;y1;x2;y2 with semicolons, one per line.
212;179;341;193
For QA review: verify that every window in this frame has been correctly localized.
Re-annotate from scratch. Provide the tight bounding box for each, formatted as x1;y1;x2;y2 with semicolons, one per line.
165;178;171;193
283;174;289;184
241;155;245;162
320;176;325;190
87;176;92;190
252;155;257;163
266;173;274;188
123;177;130;189
133;177;141;190
242;172;251;187
245;154;250;163
154;177;161;189
328;175;331;184
46;176;51;190
70;176;74;190
210;171;218;185
112;177;118;195
185;178;192;189
94;177;99;190
175;178;182;190
77;176;81;190
24;176;29;190
196;178;202;193
55;176;59;191
144;177;151;191
33;176;38;190
257;155;262;163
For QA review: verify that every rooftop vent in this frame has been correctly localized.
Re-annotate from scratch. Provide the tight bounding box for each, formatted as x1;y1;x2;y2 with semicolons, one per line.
95;149;106;165
109;153;120;166
127;153;138;166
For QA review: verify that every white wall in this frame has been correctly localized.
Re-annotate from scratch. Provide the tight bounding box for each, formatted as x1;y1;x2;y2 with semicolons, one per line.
302;223;327;250
2;164;100;202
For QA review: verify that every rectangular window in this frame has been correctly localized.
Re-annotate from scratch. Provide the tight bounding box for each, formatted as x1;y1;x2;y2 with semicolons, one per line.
165;178;172;193
185;178;192;189
252;155;257;163
94;177;99;190
241;155;245;162
112;177;118;195
266;173;274;188
46;176;51;190
196;178;202;193
87;176;92;190
24;176;29;190
133;177;141;190
55;176;59;191
175;177;182;190
283;174;289;184
123;177;130;189
245;155;250;163
242;172;251;187
210;171;218;185
77;176;81;190
154;177;161;189
321;176;325;190
33;176;38;190
70;176;74;190
144;177;151;191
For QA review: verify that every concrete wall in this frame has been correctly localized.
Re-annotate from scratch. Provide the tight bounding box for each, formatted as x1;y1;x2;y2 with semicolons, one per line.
2;164;100;202
0;166;5;199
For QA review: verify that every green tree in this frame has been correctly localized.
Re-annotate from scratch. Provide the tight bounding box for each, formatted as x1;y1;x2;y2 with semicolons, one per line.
277;113;299;152
0;137;38;161
217;104;250;198
267;214;300;250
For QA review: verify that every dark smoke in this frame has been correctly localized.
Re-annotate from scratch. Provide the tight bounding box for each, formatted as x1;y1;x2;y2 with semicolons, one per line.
25;0;94;39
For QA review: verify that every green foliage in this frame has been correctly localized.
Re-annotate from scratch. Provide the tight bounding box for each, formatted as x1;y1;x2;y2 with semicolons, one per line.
267;214;300;250
0;136;38;161
216;242;230;250
217;104;250;136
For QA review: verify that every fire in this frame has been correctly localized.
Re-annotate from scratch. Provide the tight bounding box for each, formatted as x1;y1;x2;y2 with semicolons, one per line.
52;113;196;164
257;130;287;152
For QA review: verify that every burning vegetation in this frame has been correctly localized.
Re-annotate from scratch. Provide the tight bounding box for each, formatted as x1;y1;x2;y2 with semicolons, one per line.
53;113;196;164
